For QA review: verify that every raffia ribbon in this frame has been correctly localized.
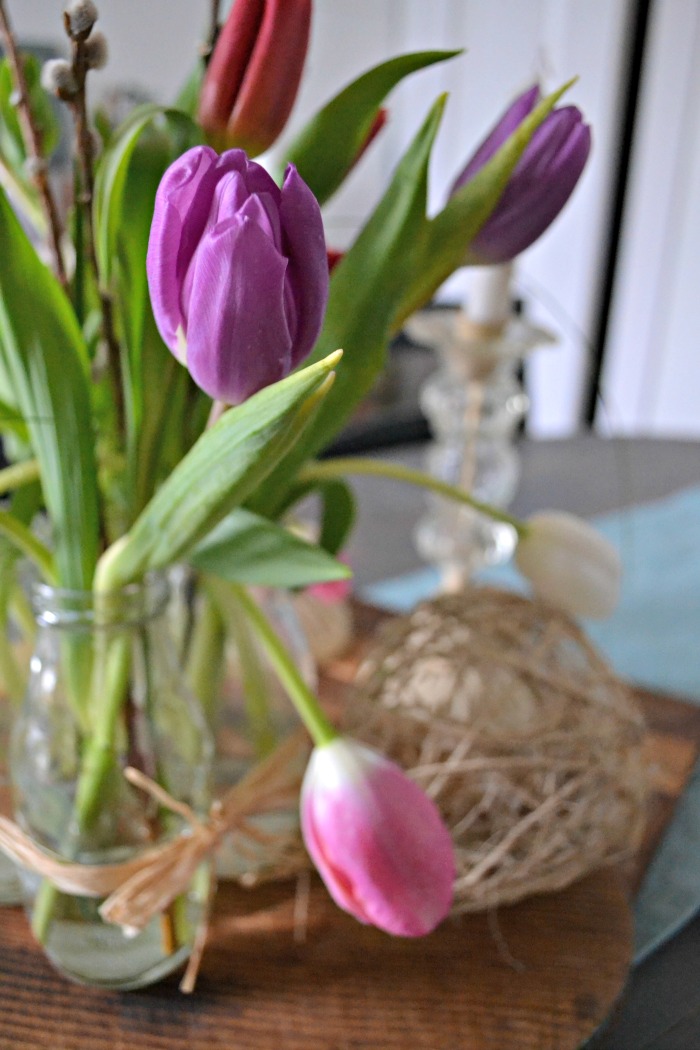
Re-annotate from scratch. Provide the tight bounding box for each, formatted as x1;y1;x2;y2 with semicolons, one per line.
0;729;312;992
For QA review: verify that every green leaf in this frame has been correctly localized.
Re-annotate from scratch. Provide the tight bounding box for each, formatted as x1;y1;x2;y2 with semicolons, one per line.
277;476;356;556
250;84;574;521
93;104;204;522
94;103;203;289
174;61;205;118
190;508;351;588
250;96;445;519
280;50;460;204
96;352;342;591
0;508;55;582
0;54;60;173
0;189;99;589
0;396;28;443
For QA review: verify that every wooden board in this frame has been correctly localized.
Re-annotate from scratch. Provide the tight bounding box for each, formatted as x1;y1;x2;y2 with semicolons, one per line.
0;603;698;1050
0;871;631;1050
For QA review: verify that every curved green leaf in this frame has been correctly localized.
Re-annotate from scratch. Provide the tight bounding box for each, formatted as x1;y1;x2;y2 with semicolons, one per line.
0;54;60;175
280;50;460;204
0;188;99;588
0;508;55;582
0;396;28;444
250;84;574;520
93;104;204;521
250;96;445;519
96;351;341;591
94;103;203;285
191;508;351;588
277;476;356;556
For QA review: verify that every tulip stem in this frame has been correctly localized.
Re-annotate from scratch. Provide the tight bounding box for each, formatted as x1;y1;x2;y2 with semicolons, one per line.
208;579;337;748
299;457;527;536
0;458;40;497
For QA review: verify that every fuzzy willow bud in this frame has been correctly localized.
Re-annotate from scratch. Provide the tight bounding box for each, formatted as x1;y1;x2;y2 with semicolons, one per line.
83;31;108;70
65;0;98;39
40;58;78;99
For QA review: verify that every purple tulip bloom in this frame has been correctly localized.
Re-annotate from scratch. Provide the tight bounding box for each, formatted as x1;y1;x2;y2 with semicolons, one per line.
147;145;329;404
452;85;591;264
301;737;455;936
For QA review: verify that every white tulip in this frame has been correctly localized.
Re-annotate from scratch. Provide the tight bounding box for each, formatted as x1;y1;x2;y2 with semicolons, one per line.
515;511;621;619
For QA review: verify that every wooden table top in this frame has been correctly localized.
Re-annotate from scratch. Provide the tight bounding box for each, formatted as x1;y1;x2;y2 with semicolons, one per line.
1;602;699;1050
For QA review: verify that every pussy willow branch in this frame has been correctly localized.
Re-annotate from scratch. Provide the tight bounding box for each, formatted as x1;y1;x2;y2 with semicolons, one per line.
0;0;68;288
64;16;126;467
202;0;222;63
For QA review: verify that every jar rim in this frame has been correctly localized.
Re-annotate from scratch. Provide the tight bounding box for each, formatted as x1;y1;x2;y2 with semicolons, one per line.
31;571;170;628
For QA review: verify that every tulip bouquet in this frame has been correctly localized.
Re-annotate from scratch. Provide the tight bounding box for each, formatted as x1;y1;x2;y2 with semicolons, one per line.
0;0;616;979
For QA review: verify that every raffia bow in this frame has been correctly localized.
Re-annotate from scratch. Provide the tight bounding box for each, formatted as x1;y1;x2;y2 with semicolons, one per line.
0;730;312;992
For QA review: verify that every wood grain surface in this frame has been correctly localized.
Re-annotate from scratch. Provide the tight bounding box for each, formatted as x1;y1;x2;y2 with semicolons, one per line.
0;868;632;1050
0;604;698;1050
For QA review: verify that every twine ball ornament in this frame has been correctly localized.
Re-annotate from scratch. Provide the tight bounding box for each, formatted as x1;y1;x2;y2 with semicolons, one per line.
348;587;648;912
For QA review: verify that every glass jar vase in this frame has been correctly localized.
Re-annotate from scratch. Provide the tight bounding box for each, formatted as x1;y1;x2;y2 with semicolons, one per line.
0;699;22;904
10;574;212;990
212;585;315;881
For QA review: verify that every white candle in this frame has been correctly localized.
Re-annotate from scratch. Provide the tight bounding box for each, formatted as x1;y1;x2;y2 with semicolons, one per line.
465;262;514;327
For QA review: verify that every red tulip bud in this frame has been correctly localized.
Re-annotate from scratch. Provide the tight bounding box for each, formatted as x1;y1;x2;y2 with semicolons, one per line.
199;0;311;157
327;248;344;272
354;106;388;164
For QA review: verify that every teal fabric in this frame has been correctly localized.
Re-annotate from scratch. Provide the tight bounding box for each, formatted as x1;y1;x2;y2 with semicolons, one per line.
362;484;700;699
360;485;700;962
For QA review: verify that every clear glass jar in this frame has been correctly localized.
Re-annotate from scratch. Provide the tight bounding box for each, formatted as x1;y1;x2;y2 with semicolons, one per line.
213;586;314;881
0;698;22;904
10;574;212;990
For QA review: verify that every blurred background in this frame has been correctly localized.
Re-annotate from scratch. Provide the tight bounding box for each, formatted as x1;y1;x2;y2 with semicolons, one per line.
8;0;700;441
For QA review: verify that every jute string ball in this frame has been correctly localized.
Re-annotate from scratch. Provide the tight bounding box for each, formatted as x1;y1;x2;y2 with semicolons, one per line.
347;587;648;912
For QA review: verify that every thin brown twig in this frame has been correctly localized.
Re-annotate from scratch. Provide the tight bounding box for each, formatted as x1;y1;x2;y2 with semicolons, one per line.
202;0;222;63
64;15;126;461
0;0;68;287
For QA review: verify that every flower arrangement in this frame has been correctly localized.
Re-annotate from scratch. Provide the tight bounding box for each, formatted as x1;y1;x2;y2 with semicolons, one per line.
0;0;616;991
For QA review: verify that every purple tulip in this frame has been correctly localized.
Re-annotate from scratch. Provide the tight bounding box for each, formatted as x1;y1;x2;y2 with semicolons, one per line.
147;145;329;404
452;85;591;264
301;737;455;936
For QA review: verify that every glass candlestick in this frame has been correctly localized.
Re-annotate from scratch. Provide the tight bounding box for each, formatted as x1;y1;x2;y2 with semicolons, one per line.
409;307;555;587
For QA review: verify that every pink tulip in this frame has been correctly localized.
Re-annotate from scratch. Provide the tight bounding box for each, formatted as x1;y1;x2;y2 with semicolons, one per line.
301;737;455;936
198;0;311;157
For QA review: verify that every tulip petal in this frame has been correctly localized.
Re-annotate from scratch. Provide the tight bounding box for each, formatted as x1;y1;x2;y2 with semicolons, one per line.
451;84;541;193
469;110;591;263
450;85;591;264
515;511;621;619
147;145;220;351
185;216;292;403
279;165;329;364
198;0;311;156
301;739;455;936
198;0;265;132
227;0;312;156
147;148;327;400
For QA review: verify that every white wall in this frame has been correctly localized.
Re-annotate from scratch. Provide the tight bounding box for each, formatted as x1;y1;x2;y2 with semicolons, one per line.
599;0;700;438
7;1;211;102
